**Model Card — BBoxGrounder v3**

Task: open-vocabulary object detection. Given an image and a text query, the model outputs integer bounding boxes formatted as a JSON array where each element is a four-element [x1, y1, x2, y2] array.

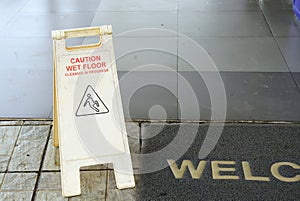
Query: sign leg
[[61, 162, 81, 197], [113, 154, 136, 189]]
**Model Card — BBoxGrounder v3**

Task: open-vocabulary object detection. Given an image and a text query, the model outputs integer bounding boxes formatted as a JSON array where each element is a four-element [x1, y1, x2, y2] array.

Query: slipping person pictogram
[[76, 85, 109, 117], [84, 94, 100, 112]]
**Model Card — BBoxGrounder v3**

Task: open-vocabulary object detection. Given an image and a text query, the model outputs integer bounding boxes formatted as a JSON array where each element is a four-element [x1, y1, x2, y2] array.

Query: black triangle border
[[75, 85, 109, 117]]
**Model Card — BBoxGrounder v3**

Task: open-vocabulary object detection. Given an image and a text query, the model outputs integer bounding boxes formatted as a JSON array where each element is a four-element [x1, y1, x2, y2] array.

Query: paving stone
[[69, 171, 106, 201], [0, 121, 23, 126], [23, 120, 53, 126], [36, 172, 67, 200], [0, 126, 21, 171], [17, 125, 50, 141], [38, 172, 61, 191], [9, 141, 47, 171], [42, 129, 60, 171], [106, 170, 136, 201], [9, 126, 50, 171], [0, 191, 33, 201], [0, 126, 21, 155], [1, 173, 37, 191], [138, 124, 300, 200], [35, 191, 67, 201]]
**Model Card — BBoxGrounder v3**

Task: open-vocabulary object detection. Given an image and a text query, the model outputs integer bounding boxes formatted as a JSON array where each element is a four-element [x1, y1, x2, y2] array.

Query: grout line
[[1, 119, 300, 125], [139, 123, 142, 153], [22, 124, 53, 126], [176, 0, 179, 120], [0, 124, 25, 127], [5, 121, 24, 174], [0, 118, 52, 121], [80, 169, 108, 172], [258, 3, 275, 38], [32, 169, 108, 173], [6, 171, 39, 174], [132, 119, 300, 124], [104, 170, 109, 201], [41, 170, 60, 173], [31, 125, 52, 201]]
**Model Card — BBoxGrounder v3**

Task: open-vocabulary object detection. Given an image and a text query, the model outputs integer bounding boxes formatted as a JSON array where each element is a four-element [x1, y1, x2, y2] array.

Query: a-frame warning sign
[[76, 85, 109, 117], [53, 26, 135, 197]]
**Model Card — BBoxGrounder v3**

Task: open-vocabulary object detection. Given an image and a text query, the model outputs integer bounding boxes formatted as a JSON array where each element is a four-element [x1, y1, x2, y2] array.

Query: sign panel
[[52, 26, 135, 197]]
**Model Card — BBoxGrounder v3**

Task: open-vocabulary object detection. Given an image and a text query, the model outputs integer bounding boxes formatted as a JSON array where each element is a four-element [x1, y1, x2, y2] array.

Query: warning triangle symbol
[[76, 85, 109, 117]]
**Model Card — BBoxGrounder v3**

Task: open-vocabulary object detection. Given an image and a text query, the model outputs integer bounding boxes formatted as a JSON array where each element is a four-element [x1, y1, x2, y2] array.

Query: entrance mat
[[136, 123, 300, 200]]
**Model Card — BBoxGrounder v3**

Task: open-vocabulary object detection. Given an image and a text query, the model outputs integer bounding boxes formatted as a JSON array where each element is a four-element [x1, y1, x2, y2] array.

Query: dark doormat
[[135, 123, 300, 201]]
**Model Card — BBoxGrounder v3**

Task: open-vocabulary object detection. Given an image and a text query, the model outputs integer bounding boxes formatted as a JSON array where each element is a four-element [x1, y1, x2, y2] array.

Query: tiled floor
[[0, 120, 138, 201], [0, 0, 299, 120]]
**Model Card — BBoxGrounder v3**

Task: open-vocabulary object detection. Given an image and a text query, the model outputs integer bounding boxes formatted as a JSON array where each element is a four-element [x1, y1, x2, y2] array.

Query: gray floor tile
[[37, 172, 61, 191], [113, 37, 177, 71], [91, 12, 177, 37], [0, 13, 95, 37], [179, 11, 271, 37], [9, 126, 50, 171], [21, 0, 102, 13], [106, 170, 136, 201], [118, 71, 178, 120], [259, 0, 293, 10], [178, 72, 300, 121], [276, 37, 300, 72], [138, 124, 300, 200], [0, 37, 53, 118], [0, 68, 53, 118], [98, 0, 177, 11], [0, 0, 30, 30], [0, 38, 52, 70], [17, 125, 50, 141], [179, 37, 289, 72], [1, 173, 37, 191], [0, 121, 23, 126], [263, 9, 300, 37], [179, 0, 260, 11], [35, 191, 67, 201], [68, 171, 106, 201], [0, 192, 33, 201], [292, 72, 300, 89], [0, 126, 21, 171]]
